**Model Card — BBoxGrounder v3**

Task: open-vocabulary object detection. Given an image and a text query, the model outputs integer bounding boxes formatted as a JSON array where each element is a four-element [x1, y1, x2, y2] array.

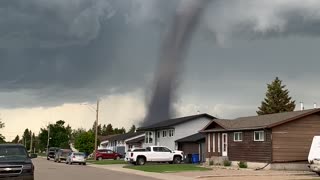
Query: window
[[169, 129, 174, 137], [145, 131, 154, 143], [254, 131, 265, 141], [157, 131, 160, 138], [207, 133, 211, 152], [159, 147, 172, 152], [146, 147, 151, 151], [162, 130, 167, 137], [234, 132, 243, 141], [153, 147, 161, 152], [212, 133, 215, 152], [218, 133, 220, 153]]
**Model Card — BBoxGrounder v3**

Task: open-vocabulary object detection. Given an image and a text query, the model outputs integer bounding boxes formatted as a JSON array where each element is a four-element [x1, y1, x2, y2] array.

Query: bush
[[238, 161, 248, 168], [223, 159, 232, 166], [209, 160, 214, 166]]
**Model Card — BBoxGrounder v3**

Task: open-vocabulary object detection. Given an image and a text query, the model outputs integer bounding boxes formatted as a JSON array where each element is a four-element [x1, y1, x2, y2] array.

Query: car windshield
[[0, 146, 28, 161]]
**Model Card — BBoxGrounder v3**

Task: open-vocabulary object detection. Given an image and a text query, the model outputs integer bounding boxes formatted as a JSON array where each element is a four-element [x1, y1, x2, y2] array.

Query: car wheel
[[70, 162, 73, 165], [83, 163, 86, 166], [98, 157, 103, 161], [317, 172, 320, 176], [58, 158, 61, 163], [116, 156, 120, 160], [173, 156, 182, 164], [137, 157, 146, 166]]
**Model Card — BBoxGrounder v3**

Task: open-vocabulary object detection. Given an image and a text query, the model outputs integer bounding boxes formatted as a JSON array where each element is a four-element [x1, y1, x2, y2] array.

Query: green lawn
[[124, 164, 211, 173], [88, 160, 127, 165]]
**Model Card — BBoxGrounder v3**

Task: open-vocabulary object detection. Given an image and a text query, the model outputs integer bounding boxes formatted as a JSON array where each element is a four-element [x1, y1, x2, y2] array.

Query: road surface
[[33, 158, 158, 180]]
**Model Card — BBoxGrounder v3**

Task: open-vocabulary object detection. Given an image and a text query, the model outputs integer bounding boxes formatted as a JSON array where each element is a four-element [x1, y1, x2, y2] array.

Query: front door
[[222, 133, 228, 157]]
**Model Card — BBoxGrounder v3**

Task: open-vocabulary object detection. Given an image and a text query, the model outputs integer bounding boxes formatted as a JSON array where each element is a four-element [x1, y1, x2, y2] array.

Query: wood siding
[[207, 133, 223, 157], [228, 130, 272, 162], [272, 114, 320, 162]]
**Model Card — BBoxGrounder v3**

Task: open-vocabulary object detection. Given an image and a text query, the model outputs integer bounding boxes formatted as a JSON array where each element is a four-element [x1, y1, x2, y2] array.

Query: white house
[[98, 132, 145, 155], [138, 114, 215, 153]]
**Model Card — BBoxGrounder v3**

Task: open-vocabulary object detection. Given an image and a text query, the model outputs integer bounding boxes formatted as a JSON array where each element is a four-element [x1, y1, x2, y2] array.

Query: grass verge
[[124, 164, 211, 173]]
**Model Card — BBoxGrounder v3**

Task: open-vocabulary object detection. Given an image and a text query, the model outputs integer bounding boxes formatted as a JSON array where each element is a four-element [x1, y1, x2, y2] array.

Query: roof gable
[[138, 113, 215, 131], [201, 109, 320, 132]]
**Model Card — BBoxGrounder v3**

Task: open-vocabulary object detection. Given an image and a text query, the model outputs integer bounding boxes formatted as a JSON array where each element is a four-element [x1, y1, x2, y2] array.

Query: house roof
[[98, 135, 118, 142], [201, 109, 320, 132], [125, 136, 145, 144], [175, 133, 205, 143], [108, 132, 145, 141], [137, 113, 215, 131]]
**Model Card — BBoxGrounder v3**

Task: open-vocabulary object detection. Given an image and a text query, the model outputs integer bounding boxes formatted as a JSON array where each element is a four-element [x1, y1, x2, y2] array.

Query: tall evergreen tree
[[257, 77, 296, 115], [128, 125, 136, 133], [12, 135, 20, 143]]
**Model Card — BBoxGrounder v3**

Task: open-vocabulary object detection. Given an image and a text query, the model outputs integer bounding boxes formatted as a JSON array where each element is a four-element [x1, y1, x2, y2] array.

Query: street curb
[[195, 172, 316, 179], [88, 164, 195, 180]]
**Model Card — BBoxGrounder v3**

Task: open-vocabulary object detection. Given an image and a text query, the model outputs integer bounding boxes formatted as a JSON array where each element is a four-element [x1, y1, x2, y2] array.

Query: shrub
[[238, 161, 248, 168], [223, 159, 232, 166], [209, 160, 214, 166]]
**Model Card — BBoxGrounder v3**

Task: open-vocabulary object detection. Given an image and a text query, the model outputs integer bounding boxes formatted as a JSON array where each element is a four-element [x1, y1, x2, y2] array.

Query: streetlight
[[81, 100, 100, 160]]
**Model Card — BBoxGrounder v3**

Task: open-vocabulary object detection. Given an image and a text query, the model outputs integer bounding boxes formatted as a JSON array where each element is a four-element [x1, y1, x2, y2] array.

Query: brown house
[[200, 109, 320, 163]]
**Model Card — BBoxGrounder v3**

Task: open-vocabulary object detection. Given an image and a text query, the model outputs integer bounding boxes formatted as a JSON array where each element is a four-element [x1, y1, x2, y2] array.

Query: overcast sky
[[1, 0, 320, 140]]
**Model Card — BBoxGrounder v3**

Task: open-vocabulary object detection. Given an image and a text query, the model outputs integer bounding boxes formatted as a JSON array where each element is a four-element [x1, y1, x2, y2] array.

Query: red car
[[95, 149, 122, 160]]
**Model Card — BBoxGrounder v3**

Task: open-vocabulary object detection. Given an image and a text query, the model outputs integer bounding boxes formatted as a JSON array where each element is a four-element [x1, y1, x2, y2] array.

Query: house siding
[[228, 130, 272, 162], [272, 114, 320, 162], [207, 133, 223, 157], [152, 117, 212, 150]]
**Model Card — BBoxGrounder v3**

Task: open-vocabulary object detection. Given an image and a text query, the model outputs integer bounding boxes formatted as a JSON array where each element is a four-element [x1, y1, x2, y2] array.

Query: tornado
[[144, 0, 209, 126]]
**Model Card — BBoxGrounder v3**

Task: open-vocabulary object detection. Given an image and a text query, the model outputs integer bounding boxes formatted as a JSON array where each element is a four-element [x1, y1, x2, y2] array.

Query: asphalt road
[[33, 158, 157, 180]]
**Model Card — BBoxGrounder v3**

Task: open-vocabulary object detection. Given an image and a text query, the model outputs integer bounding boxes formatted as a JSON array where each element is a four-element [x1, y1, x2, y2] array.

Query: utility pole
[[46, 125, 50, 152], [30, 132, 33, 153], [94, 99, 100, 160]]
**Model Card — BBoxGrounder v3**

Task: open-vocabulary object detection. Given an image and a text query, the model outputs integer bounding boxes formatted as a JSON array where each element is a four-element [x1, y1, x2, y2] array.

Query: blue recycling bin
[[191, 154, 199, 164]]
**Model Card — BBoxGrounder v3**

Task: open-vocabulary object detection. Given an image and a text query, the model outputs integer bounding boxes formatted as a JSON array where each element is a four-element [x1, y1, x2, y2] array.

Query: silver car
[[66, 152, 86, 165]]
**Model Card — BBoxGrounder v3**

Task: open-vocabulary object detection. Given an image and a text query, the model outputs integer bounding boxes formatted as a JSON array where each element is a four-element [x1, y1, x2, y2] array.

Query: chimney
[[314, 103, 317, 109], [300, 102, 304, 110]]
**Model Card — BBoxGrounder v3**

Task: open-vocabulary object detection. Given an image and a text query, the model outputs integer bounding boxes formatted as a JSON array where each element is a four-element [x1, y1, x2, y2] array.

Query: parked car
[[66, 152, 86, 165], [54, 149, 72, 163], [46, 147, 59, 160], [95, 149, 122, 161], [125, 148, 146, 162], [308, 136, 320, 175], [128, 146, 184, 165], [0, 144, 37, 180]]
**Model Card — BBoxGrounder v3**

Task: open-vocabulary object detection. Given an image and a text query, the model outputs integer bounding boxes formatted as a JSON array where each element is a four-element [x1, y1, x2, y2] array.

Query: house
[[99, 132, 145, 156], [98, 135, 118, 150], [200, 108, 320, 165], [137, 113, 215, 161]]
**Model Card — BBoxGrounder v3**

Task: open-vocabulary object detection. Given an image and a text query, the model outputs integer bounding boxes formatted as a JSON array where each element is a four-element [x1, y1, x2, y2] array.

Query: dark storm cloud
[[1, 0, 320, 109]]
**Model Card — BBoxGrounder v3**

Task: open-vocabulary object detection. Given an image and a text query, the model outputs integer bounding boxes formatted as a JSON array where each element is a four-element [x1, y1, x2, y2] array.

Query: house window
[[234, 132, 243, 142], [129, 145, 133, 149], [145, 132, 154, 143], [157, 131, 160, 138], [162, 130, 167, 137], [254, 131, 265, 141], [207, 133, 211, 152], [169, 129, 174, 137]]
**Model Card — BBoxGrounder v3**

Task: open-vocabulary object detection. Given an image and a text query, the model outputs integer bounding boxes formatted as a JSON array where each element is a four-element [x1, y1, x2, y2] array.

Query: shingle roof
[[202, 109, 320, 132], [98, 135, 118, 142], [125, 136, 145, 144], [175, 133, 205, 143], [137, 113, 215, 131], [108, 132, 145, 141]]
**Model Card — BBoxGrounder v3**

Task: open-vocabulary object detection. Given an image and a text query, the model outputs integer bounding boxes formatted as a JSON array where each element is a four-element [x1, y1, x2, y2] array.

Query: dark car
[[47, 147, 59, 160], [95, 149, 122, 161], [54, 149, 72, 163], [0, 144, 37, 180]]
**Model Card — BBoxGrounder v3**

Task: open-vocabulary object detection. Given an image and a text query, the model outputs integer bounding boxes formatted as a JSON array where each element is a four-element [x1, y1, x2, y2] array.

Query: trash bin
[[184, 154, 192, 163], [192, 154, 200, 164]]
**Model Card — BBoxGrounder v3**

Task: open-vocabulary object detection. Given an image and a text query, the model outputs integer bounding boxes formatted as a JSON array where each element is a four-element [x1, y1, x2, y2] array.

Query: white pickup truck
[[309, 136, 320, 175], [127, 146, 184, 165]]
